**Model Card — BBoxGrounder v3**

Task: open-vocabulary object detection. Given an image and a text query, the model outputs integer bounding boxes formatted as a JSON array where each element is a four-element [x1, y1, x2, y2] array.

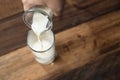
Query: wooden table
[[0, 0, 120, 55], [0, 10, 120, 80]]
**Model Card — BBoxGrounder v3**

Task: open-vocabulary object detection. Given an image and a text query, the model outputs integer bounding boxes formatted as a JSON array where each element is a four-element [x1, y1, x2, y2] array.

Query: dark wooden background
[[0, 0, 120, 80], [0, 0, 120, 56]]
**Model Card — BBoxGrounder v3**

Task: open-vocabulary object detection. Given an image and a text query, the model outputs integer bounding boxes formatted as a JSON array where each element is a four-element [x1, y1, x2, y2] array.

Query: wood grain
[[53, 47, 120, 80], [0, 0, 120, 55], [0, 14, 29, 55], [54, 0, 120, 32], [0, 0, 23, 20], [0, 0, 111, 20], [0, 10, 120, 80]]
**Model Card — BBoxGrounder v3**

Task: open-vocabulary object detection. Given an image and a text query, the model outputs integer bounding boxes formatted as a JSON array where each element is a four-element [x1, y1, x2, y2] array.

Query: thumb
[[46, 0, 65, 16]]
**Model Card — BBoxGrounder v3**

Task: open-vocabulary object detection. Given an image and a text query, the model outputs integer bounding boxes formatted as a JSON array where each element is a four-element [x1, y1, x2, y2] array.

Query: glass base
[[35, 57, 55, 65]]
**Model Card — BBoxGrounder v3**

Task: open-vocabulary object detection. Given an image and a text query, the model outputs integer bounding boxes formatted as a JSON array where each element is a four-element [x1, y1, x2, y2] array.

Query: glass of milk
[[27, 30, 55, 64], [23, 6, 56, 64]]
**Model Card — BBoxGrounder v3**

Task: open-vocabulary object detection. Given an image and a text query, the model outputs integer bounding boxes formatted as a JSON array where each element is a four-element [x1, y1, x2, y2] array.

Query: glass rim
[[27, 30, 55, 53], [23, 6, 53, 30]]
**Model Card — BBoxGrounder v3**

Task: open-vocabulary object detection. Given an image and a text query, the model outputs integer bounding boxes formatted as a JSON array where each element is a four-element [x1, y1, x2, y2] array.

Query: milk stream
[[37, 36, 43, 48]]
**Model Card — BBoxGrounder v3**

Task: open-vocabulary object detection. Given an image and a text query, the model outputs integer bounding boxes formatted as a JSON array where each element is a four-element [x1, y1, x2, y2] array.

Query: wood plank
[[0, 8, 120, 56], [0, 10, 120, 80], [0, 0, 23, 20], [0, 0, 120, 21], [0, 0, 120, 56], [52, 47, 120, 80], [0, 14, 29, 56], [53, 0, 120, 32], [67, 0, 102, 7], [0, 0, 106, 20]]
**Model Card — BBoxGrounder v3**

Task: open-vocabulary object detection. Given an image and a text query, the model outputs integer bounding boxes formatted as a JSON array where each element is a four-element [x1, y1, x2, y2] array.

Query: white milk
[[31, 7, 52, 37], [31, 12, 49, 37], [28, 30, 55, 64], [28, 9, 55, 64], [33, 40, 55, 64]]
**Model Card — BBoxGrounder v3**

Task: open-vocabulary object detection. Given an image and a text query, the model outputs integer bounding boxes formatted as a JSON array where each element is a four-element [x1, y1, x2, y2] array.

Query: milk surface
[[33, 41, 55, 64], [32, 39, 51, 51], [28, 30, 55, 64]]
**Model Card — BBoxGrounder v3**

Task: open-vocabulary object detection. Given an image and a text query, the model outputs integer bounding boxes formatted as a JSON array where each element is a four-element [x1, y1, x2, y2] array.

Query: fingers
[[46, 0, 65, 16], [22, 0, 65, 16], [22, 0, 44, 11]]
